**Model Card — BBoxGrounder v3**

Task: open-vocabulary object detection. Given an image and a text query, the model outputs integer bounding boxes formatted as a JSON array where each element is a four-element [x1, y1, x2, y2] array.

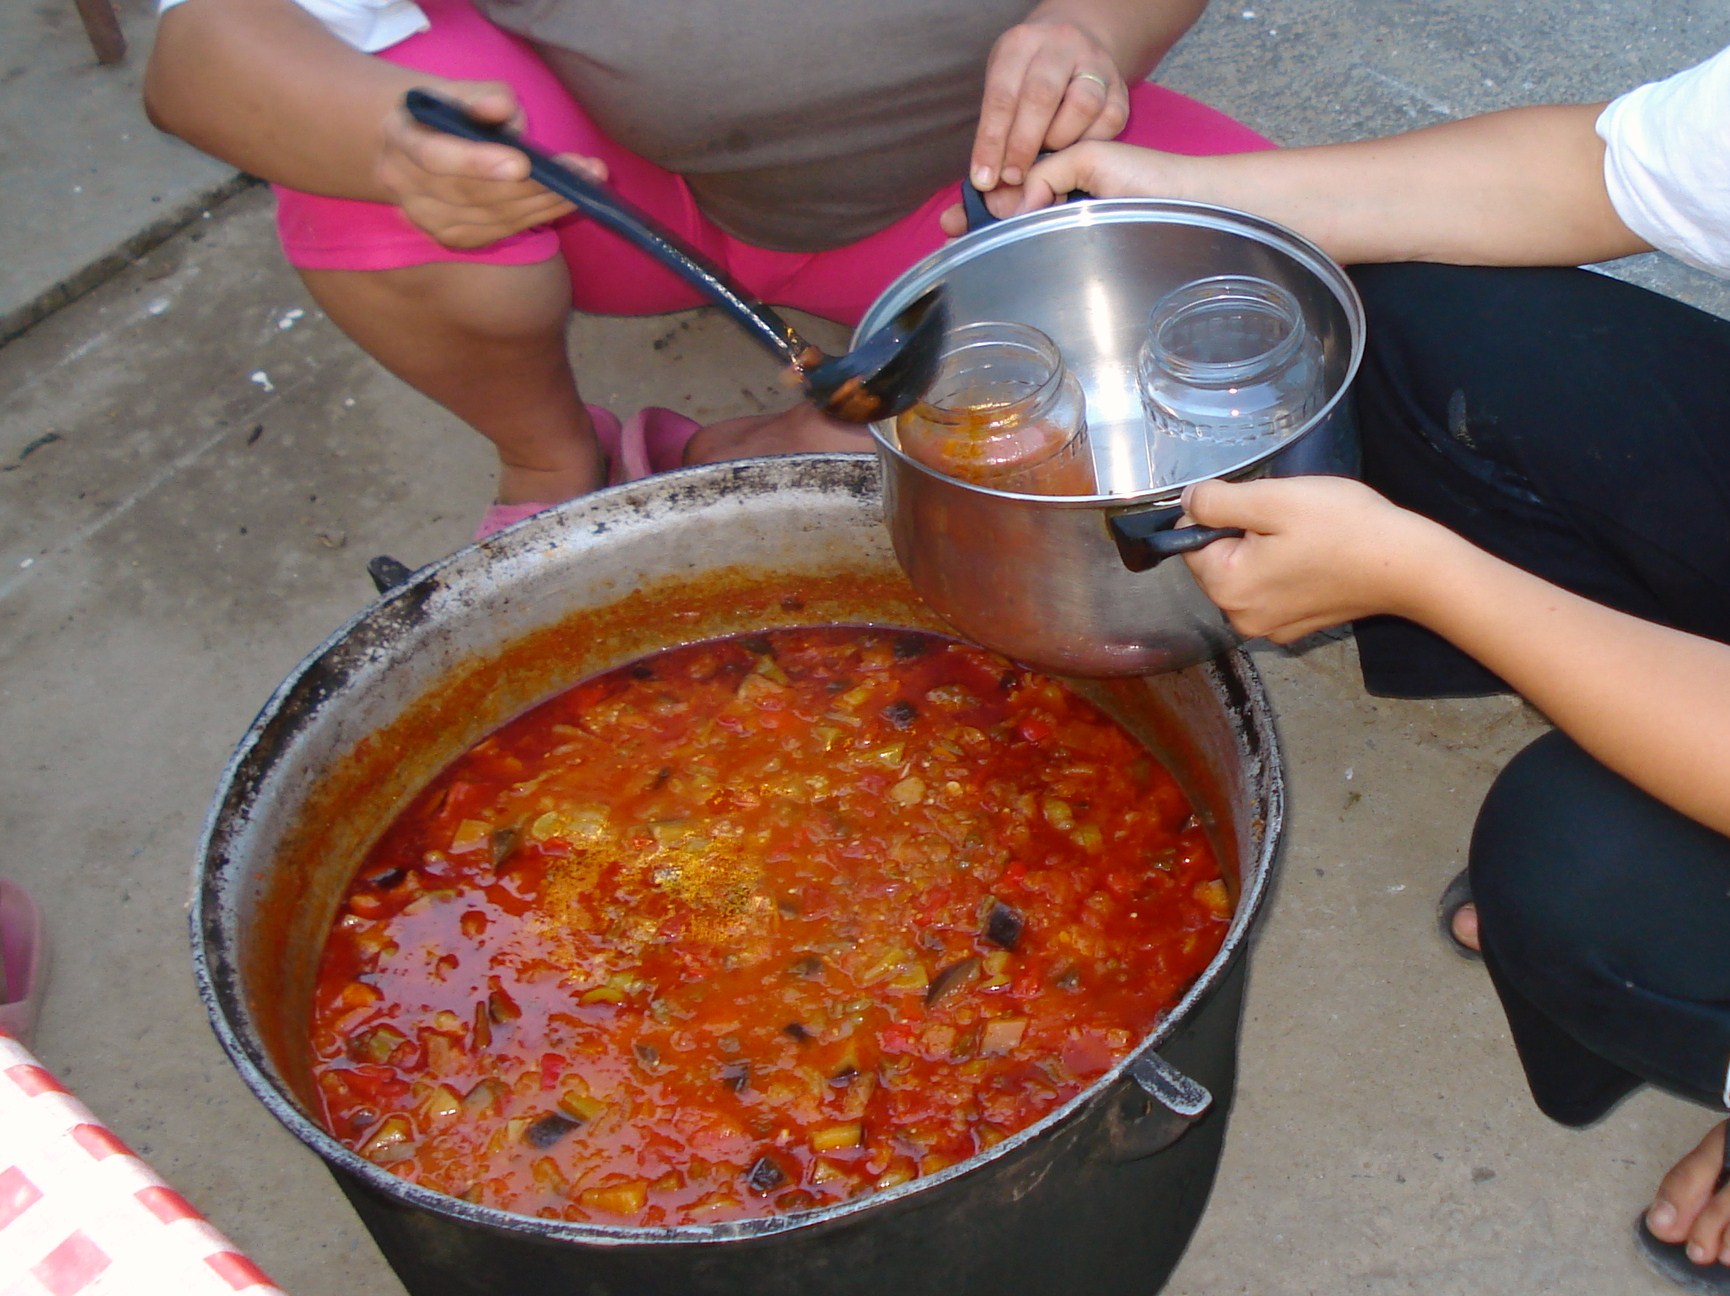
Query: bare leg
[[682, 404, 874, 465], [299, 257, 604, 505], [1647, 1121, 1730, 1269]]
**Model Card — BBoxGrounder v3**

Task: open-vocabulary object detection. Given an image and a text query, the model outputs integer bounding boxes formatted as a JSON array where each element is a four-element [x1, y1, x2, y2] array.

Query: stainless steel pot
[[193, 458, 1285, 1296], [854, 199, 1365, 676]]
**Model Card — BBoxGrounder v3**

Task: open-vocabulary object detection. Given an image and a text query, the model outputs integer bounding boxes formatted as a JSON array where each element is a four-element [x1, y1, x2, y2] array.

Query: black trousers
[[1345, 263, 1730, 1123], [1471, 730, 1730, 1125]]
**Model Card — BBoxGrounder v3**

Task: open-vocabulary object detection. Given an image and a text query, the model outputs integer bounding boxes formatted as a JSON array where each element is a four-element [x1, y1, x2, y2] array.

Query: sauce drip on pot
[[310, 626, 1230, 1225]]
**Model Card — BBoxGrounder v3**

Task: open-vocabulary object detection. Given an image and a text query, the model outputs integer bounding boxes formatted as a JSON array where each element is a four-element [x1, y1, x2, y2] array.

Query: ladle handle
[[404, 89, 809, 370], [1107, 505, 1244, 573]]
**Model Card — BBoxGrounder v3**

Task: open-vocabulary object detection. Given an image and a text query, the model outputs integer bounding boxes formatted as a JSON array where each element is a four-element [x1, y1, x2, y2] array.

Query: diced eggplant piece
[[810, 1122, 863, 1152], [359, 1114, 415, 1165], [744, 1155, 786, 1194], [582, 1181, 649, 1215], [925, 955, 982, 1006], [739, 634, 774, 656], [980, 1017, 1028, 1055], [788, 954, 823, 978], [348, 1024, 407, 1065], [634, 1042, 663, 1072], [783, 1022, 814, 1043], [524, 1112, 582, 1149], [556, 1091, 606, 1123], [461, 1078, 508, 1117], [882, 699, 919, 728], [719, 1061, 751, 1092], [983, 899, 1024, 950], [489, 827, 520, 868], [892, 633, 929, 660]]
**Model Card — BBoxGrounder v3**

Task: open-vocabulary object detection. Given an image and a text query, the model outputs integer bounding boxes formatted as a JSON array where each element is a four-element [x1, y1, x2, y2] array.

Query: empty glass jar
[[1138, 275, 1323, 482], [896, 322, 1095, 496]]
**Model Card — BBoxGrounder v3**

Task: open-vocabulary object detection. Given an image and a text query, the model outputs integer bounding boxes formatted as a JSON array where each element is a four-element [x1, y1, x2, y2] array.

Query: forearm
[[1156, 104, 1648, 266], [1024, 0, 1206, 80], [144, 0, 420, 200], [1396, 530, 1730, 835]]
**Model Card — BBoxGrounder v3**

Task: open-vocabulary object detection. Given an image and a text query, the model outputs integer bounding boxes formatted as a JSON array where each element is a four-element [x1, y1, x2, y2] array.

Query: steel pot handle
[[1104, 1049, 1212, 1163], [1107, 506, 1244, 572]]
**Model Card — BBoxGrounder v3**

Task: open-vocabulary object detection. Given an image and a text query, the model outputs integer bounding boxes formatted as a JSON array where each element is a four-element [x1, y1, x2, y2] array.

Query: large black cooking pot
[[193, 457, 1285, 1296]]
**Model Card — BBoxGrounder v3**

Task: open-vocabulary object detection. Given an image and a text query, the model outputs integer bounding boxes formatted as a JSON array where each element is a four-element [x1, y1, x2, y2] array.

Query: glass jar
[[1138, 275, 1323, 480], [896, 322, 1095, 495]]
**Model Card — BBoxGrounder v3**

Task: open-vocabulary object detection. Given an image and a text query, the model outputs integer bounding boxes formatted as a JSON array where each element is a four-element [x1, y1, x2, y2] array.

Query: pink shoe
[[619, 407, 703, 481], [473, 405, 625, 540], [474, 500, 551, 540], [0, 878, 46, 1047]]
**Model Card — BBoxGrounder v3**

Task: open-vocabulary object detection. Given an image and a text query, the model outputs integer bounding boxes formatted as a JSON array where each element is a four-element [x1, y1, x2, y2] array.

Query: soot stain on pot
[[209, 568, 461, 1081]]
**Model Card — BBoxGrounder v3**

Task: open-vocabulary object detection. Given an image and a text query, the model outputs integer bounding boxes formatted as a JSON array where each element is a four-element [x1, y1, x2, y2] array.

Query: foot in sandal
[[1639, 1120, 1730, 1291]]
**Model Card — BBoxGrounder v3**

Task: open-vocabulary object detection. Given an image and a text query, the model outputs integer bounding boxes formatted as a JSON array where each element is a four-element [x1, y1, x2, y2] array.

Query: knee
[[302, 257, 573, 348], [1467, 732, 1631, 971]]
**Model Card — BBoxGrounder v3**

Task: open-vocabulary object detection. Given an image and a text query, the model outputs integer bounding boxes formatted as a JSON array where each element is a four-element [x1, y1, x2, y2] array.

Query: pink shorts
[[276, 0, 1274, 328]]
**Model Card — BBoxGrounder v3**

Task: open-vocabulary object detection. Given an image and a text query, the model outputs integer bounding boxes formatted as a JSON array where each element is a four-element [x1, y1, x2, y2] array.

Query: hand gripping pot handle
[[960, 168, 1087, 233], [1107, 505, 1245, 573], [1104, 1048, 1213, 1163]]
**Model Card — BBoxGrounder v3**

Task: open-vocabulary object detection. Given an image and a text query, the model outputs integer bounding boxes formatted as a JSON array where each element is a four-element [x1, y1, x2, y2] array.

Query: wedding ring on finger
[[1071, 71, 1110, 92]]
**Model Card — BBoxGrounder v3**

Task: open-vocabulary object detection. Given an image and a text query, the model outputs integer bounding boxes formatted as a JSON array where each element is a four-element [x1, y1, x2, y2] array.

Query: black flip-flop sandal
[[1635, 1128, 1730, 1293], [1435, 869, 1482, 962]]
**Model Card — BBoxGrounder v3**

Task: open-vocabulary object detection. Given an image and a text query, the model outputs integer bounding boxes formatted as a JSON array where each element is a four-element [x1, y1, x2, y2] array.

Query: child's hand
[[376, 79, 608, 248], [939, 141, 1184, 236], [1179, 476, 1443, 643]]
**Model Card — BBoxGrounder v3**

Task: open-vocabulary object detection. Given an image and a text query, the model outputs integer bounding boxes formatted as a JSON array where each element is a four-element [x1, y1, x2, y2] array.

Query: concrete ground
[[3, 1, 1728, 1293]]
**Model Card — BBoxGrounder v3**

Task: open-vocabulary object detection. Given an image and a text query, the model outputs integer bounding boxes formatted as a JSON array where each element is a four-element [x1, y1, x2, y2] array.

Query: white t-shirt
[[1597, 45, 1730, 277], [155, 0, 425, 53]]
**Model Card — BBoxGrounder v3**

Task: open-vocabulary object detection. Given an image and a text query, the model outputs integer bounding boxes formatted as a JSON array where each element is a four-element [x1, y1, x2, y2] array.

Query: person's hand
[[971, 19, 1129, 194], [1178, 476, 1444, 642], [940, 140, 1182, 236], [376, 79, 608, 248]]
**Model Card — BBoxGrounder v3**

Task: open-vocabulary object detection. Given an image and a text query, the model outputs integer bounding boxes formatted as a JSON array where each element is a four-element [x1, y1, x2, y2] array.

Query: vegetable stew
[[310, 627, 1231, 1224]]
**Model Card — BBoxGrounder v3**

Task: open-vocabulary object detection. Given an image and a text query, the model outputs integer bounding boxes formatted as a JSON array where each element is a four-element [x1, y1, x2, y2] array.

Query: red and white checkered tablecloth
[[0, 1034, 284, 1296]]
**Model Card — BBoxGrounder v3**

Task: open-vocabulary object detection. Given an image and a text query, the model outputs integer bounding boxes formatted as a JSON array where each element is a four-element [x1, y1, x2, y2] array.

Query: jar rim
[[921, 320, 1067, 423], [1144, 275, 1307, 386]]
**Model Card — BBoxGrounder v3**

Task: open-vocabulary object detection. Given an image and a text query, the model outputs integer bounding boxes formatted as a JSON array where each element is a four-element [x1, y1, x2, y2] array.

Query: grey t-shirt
[[475, 0, 1036, 250]]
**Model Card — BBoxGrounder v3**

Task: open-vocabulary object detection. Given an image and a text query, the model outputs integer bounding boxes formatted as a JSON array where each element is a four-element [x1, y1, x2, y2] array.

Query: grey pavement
[[3, 2, 1728, 1293]]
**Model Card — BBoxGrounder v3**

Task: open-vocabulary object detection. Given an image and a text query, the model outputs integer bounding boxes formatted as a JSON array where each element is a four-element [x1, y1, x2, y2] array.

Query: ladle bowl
[[405, 90, 949, 423]]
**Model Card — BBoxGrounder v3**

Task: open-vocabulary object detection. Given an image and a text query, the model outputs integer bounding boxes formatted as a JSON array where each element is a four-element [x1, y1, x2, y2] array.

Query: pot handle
[[960, 168, 1088, 233], [1104, 1049, 1213, 1163], [1107, 506, 1244, 573], [367, 554, 414, 595]]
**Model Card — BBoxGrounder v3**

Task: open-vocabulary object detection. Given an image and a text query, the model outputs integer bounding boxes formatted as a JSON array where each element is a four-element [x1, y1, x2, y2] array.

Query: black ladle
[[404, 89, 948, 423]]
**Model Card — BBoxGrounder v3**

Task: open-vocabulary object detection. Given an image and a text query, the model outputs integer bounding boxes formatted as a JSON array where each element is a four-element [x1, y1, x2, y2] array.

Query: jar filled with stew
[[895, 322, 1095, 495]]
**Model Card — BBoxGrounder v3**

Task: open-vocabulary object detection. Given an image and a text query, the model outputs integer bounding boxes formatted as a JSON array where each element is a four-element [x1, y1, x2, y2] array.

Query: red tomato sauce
[[309, 627, 1231, 1225]]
